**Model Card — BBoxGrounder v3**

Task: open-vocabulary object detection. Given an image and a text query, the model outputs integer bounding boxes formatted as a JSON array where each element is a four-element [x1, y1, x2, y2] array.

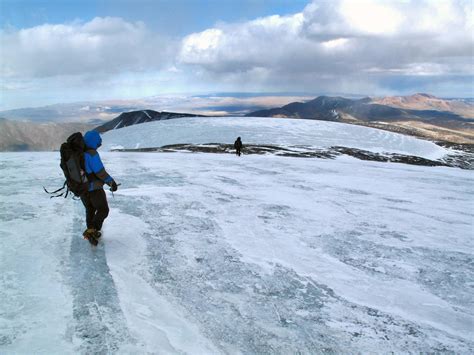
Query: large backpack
[[59, 132, 89, 197], [44, 132, 89, 198]]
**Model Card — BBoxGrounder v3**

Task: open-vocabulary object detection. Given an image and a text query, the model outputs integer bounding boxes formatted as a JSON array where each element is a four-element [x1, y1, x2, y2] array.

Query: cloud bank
[[0, 0, 473, 110], [178, 0, 474, 95], [1, 17, 172, 79]]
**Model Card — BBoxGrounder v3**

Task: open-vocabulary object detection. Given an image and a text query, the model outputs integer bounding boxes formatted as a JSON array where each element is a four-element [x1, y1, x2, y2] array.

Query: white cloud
[[321, 38, 349, 50], [178, 0, 474, 94], [0, 17, 172, 79], [1, 1, 473, 109], [340, 0, 404, 34], [179, 28, 224, 65], [179, 12, 306, 71]]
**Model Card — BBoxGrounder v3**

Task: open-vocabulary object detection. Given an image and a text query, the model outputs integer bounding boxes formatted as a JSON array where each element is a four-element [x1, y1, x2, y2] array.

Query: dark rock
[[111, 143, 472, 169], [95, 110, 206, 133]]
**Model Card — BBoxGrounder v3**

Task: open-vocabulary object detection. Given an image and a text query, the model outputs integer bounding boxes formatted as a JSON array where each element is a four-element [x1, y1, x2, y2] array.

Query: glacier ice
[[0, 143, 472, 352]]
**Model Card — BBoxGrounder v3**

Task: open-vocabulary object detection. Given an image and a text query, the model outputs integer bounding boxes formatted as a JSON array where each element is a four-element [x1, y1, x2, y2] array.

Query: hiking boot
[[83, 228, 101, 239], [83, 228, 99, 246]]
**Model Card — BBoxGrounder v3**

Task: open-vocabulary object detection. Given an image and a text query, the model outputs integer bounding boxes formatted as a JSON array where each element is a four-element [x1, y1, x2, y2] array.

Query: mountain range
[[0, 118, 93, 151], [372, 93, 473, 117], [247, 94, 474, 143], [247, 94, 473, 121], [0, 93, 472, 151], [0, 94, 310, 123]]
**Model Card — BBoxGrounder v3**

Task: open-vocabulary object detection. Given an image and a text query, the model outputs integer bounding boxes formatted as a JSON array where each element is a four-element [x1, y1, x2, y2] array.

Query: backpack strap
[[43, 180, 68, 198], [84, 149, 94, 176]]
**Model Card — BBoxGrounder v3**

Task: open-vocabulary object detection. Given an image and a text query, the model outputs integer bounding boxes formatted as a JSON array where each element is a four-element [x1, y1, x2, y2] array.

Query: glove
[[110, 180, 118, 192]]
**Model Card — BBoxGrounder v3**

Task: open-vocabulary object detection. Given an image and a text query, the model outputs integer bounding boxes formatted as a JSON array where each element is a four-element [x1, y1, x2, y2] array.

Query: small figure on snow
[[81, 130, 118, 245], [234, 137, 243, 156]]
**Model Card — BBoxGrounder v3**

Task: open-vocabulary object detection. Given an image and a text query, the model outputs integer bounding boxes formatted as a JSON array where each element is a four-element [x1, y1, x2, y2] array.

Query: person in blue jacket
[[81, 130, 118, 243]]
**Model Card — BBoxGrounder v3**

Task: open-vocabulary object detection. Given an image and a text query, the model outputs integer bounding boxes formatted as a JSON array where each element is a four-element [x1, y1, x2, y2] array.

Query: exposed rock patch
[[111, 143, 474, 170]]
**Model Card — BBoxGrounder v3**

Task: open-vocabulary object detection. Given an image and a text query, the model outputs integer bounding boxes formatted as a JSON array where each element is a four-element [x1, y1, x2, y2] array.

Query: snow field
[[104, 210, 219, 353], [0, 154, 75, 353], [0, 151, 472, 353], [106, 152, 474, 352], [101, 116, 449, 160], [0, 147, 474, 354]]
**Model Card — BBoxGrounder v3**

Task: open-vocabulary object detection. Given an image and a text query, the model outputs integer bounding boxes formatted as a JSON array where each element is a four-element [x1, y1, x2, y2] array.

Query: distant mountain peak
[[95, 110, 206, 133], [307, 96, 354, 108], [371, 93, 473, 118], [413, 93, 437, 99], [247, 93, 471, 123]]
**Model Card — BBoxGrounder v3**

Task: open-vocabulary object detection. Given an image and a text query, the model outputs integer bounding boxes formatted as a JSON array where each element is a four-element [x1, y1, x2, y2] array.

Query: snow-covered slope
[[1, 151, 472, 353], [101, 116, 449, 160]]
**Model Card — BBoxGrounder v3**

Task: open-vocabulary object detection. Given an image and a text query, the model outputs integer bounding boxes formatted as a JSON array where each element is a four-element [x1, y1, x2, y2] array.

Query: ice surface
[[101, 116, 449, 160], [0, 151, 473, 353]]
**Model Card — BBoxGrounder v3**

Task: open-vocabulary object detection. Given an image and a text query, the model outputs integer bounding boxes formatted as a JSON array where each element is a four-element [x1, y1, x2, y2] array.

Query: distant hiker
[[234, 137, 243, 156], [81, 130, 118, 244]]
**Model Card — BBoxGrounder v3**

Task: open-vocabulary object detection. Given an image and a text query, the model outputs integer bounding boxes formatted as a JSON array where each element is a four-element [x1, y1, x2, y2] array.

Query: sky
[[0, 0, 473, 110]]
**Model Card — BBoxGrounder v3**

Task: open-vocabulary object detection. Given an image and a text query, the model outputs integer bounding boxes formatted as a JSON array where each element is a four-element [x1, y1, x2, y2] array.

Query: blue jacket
[[84, 131, 113, 191]]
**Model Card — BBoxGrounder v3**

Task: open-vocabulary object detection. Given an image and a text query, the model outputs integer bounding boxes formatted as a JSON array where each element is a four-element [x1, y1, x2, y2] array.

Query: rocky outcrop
[[111, 143, 474, 170], [95, 110, 206, 132]]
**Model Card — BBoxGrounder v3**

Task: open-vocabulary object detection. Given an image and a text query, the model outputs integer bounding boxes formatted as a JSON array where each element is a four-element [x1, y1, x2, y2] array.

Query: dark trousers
[[236, 148, 241, 156], [81, 189, 109, 231]]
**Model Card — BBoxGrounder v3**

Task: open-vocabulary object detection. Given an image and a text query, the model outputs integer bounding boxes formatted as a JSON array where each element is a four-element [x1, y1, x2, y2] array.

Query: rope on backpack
[[43, 181, 69, 198]]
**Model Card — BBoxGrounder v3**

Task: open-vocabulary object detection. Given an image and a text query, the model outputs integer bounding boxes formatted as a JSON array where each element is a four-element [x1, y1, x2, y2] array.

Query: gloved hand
[[110, 180, 118, 192]]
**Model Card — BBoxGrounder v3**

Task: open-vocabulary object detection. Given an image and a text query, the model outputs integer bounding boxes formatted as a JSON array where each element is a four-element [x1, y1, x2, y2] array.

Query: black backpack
[[44, 132, 89, 198]]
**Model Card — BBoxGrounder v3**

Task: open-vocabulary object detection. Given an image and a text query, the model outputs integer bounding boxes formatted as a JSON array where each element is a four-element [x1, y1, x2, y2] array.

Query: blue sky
[[1, 0, 308, 35], [0, 0, 473, 110]]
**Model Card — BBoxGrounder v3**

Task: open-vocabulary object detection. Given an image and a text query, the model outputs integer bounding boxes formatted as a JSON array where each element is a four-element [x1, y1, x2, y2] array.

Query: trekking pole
[[110, 183, 122, 198]]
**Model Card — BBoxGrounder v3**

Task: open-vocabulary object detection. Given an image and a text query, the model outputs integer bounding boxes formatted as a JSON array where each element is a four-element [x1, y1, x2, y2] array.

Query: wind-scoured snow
[[112, 119, 123, 130], [142, 110, 152, 119], [0, 151, 472, 353], [101, 116, 448, 160]]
